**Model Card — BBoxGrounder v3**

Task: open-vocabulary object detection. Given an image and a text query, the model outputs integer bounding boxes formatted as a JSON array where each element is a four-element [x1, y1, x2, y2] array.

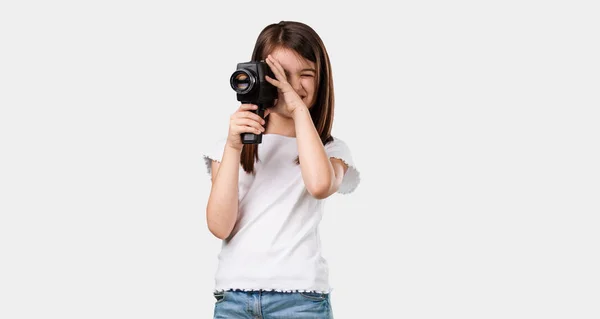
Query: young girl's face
[[268, 47, 318, 108]]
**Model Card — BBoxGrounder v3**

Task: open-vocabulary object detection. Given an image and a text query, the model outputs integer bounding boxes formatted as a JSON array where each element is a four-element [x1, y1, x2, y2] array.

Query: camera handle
[[241, 104, 266, 144]]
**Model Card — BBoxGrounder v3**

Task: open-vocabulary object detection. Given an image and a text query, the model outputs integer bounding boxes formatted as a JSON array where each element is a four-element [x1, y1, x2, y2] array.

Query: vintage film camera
[[230, 61, 277, 144]]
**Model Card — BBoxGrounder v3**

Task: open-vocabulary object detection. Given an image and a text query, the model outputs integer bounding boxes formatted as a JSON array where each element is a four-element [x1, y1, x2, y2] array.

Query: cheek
[[301, 79, 316, 95]]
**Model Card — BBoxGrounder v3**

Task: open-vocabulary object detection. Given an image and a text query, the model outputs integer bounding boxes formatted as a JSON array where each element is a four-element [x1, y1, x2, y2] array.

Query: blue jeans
[[212, 290, 334, 318]]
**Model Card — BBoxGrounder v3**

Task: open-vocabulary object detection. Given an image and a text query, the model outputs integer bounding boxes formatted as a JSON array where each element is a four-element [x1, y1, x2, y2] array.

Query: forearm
[[293, 106, 335, 198], [206, 145, 241, 239]]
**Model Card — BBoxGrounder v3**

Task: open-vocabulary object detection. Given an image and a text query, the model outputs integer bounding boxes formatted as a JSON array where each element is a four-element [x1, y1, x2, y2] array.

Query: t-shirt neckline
[[263, 133, 296, 139]]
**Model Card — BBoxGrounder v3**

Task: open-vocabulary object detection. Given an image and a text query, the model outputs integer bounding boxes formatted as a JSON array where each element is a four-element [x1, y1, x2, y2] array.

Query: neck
[[265, 113, 296, 137]]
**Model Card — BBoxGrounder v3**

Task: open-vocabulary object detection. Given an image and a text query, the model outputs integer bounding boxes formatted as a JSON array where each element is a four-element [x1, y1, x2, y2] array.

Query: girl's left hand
[[264, 55, 307, 118]]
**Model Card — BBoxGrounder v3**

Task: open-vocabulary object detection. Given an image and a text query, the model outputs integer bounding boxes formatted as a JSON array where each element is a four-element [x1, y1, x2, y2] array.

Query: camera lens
[[233, 73, 249, 90], [230, 70, 255, 94]]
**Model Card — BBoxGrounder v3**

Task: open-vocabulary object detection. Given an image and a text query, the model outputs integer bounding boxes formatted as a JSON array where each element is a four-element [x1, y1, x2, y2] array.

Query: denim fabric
[[212, 290, 333, 318]]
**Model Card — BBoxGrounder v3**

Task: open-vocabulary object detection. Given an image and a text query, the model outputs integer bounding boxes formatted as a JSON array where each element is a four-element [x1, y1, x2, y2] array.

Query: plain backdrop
[[1, 1, 599, 318]]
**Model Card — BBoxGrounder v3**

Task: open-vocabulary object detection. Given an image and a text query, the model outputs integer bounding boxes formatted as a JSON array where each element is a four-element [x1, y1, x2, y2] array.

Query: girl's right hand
[[226, 104, 266, 151]]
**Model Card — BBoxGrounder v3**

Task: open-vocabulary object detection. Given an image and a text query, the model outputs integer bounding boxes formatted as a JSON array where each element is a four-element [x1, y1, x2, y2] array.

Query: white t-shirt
[[203, 133, 360, 293]]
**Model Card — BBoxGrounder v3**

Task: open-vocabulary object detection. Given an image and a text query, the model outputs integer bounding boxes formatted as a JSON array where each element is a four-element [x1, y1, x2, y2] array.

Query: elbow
[[206, 205, 232, 240], [207, 222, 230, 240], [306, 179, 333, 200]]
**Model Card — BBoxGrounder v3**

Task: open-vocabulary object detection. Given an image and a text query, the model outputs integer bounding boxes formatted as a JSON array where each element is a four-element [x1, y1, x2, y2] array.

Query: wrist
[[291, 104, 309, 120], [225, 142, 244, 153]]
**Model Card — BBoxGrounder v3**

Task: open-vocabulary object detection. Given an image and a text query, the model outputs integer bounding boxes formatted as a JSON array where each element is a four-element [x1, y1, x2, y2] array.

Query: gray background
[[1, 0, 598, 318]]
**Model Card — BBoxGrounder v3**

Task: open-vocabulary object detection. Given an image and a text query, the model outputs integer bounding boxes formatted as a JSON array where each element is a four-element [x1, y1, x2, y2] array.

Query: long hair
[[241, 21, 335, 174]]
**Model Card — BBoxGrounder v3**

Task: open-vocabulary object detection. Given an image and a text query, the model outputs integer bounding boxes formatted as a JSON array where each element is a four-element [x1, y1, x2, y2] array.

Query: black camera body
[[230, 61, 277, 144]]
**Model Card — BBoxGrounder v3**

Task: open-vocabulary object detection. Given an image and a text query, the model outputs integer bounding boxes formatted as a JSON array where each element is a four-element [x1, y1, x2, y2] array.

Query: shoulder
[[325, 135, 346, 146], [204, 136, 228, 157], [324, 135, 361, 194], [324, 136, 354, 159], [202, 136, 228, 176]]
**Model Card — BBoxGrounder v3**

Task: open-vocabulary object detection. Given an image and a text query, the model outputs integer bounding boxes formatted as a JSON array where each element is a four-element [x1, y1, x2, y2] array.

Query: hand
[[226, 104, 266, 151], [264, 55, 308, 117]]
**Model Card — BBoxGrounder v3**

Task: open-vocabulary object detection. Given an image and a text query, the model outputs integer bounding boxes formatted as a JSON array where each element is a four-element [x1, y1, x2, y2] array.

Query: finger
[[266, 56, 286, 82], [267, 55, 285, 79], [235, 124, 263, 135], [265, 75, 280, 87], [266, 75, 293, 93], [233, 123, 262, 135], [234, 118, 265, 132], [267, 55, 287, 79], [241, 124, 264, 135], [238, 103, 258, 112], [237, 111, 266, 124]]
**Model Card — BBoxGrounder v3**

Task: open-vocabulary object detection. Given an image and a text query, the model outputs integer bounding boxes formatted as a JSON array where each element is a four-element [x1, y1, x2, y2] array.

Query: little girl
[[203, 20, 360, 319]]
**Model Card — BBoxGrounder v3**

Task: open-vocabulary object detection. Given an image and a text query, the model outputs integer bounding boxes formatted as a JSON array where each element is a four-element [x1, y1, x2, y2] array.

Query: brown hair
[[241, 21, 335, 174]]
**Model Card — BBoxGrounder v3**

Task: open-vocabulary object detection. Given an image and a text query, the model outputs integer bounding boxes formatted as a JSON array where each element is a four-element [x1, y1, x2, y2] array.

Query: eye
[[301, 73, 314, 78]]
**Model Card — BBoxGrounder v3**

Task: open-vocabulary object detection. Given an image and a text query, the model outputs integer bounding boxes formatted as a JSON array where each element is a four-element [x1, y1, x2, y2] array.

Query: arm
[[263, 55, 348, 199], [293, 106, 348, 199], [205, 145, 241, 240]]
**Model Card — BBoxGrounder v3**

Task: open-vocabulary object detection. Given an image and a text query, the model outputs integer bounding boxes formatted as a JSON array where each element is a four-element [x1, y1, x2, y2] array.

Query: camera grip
[[240, 106, 266, 144]]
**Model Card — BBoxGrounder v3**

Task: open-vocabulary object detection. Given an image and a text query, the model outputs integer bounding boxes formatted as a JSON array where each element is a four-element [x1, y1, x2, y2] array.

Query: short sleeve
[[202, 137, 227, 177], [325, 137, 361, 194]]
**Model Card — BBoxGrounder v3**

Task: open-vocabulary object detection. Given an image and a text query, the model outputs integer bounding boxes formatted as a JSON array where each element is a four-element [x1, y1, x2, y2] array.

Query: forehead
[[269, 47, 316, 71]]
